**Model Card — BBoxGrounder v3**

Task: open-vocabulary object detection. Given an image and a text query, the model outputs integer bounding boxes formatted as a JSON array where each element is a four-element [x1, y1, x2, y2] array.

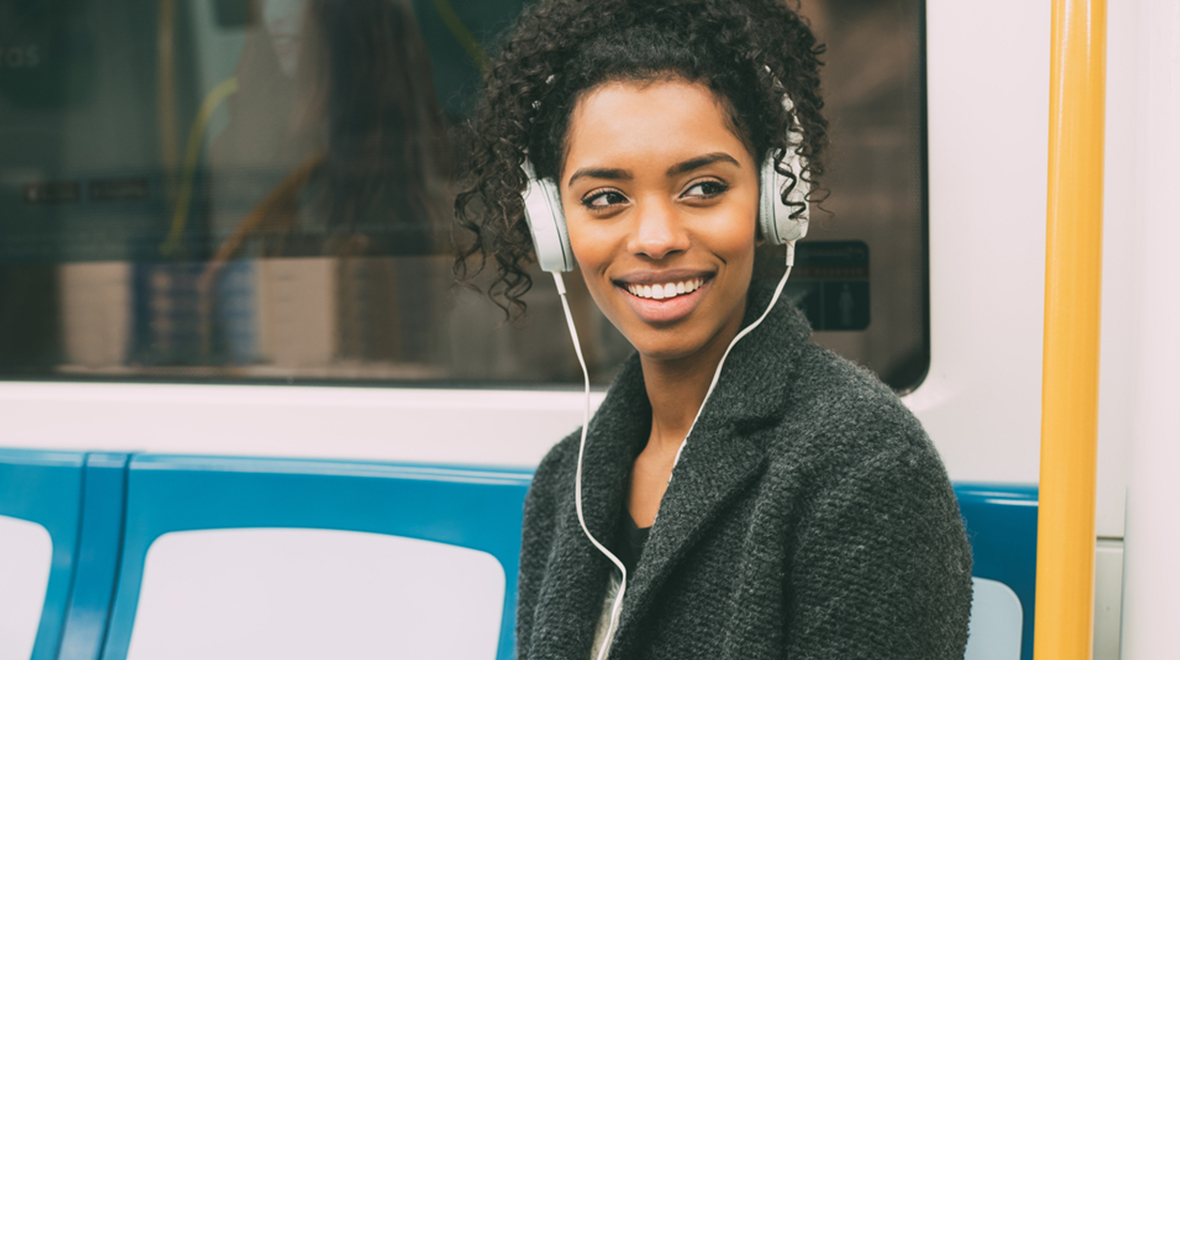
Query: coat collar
[[527, 281, 812, 659]]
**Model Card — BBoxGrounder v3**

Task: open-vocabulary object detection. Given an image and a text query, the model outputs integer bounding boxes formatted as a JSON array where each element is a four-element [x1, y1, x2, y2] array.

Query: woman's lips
[[616, 276, 713, 323]]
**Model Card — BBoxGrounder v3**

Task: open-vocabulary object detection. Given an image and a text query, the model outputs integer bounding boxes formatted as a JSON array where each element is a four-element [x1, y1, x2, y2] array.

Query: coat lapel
[[609, 407, 770, 655], [526, 358, 650, 658], [610, 283, 812, 657]]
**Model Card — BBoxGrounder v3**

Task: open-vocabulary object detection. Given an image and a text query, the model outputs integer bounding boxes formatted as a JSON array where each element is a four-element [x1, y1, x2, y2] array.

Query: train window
[[0, 0, 925, 391]]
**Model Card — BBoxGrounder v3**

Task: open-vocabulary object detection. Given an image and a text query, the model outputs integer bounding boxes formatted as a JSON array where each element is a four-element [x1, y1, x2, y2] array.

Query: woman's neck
[[637, 294, 747, 455], [627, 293, 748, 527]]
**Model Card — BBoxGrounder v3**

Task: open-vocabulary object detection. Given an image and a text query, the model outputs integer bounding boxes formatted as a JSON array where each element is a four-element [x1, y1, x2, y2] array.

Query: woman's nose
[[628, 196, 688, 259]]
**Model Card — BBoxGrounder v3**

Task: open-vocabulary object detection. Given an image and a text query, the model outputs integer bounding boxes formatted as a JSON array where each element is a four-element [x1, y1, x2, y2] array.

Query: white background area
[[1, 668, 1176, 1238], [0, 515, 52, 659], [126, 528, 506, 660]]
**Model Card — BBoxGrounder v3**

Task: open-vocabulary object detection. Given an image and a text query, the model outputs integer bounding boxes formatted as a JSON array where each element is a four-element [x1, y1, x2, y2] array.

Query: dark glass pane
[[0, 0, 925, 389], [802, 0, 928, 390]]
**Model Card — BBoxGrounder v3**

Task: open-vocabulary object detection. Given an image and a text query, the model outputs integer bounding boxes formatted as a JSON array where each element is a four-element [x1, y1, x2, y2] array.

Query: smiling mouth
[[620, 276, 710, 301]]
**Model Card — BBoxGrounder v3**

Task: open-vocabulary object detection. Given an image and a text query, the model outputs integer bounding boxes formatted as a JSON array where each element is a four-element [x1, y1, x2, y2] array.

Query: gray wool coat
[[516, 280, 973, 659]]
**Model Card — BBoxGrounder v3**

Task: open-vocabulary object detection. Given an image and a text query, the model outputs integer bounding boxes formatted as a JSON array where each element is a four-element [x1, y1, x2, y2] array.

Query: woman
[[456, 0, 972, 658]]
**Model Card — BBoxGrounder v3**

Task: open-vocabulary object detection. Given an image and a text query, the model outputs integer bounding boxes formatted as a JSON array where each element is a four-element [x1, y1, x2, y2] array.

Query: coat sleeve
[[782, 426, 974, 659], [514, 437, 574, 659]]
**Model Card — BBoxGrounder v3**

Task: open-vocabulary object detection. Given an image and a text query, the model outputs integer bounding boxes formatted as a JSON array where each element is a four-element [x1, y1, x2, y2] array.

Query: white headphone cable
[[553, 271, 628, 659], [671, 244, 795, 472], [552, 248, 794, 660]]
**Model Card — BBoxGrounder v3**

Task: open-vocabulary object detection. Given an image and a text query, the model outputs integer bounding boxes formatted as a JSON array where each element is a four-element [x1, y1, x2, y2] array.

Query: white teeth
[[625, 278, 706, 300]]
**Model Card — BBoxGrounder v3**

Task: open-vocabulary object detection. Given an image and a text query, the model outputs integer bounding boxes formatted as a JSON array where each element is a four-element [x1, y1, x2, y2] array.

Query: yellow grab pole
[[1035, 0, 1108, 659]]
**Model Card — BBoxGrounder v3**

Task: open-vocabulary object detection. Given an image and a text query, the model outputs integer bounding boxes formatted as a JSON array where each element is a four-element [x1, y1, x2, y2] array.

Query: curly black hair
[[454, 0, 827, 315]]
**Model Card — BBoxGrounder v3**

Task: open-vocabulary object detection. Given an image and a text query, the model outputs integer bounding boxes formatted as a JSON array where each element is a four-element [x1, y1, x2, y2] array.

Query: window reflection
[[262, 0, 304, 78], [803, 0, 926, 389], [208, 0, 452, 254], [0, 0, 926, 389]]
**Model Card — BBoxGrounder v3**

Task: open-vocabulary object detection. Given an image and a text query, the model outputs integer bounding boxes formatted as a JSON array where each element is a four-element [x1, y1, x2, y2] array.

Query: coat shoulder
[[530, 427, 582, 496], [780, 340, 936, 462], [767, 342, 972, 658]]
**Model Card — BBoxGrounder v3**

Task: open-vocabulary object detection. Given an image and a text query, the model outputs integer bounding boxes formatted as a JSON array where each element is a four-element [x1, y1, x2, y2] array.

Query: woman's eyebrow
[[567, 166, 632, 187], [666, 152, 740, 176], [566, 152, 740, 188]]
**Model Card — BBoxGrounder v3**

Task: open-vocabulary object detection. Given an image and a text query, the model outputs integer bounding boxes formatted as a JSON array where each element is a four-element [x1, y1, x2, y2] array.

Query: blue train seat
[[57, 454, 132, 660], [2, 451, 1038, 661], [955, 484, 1038, 660], [0, 450, 134, 661], [0, 449, 88, 659], [103, 455, 533, 660]]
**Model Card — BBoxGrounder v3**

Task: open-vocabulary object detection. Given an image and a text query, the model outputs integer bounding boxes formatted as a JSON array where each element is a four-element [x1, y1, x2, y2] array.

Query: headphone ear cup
[[522, 160, 575, 273], [759, 96, 810, 249], [759, 146, 810, 248]]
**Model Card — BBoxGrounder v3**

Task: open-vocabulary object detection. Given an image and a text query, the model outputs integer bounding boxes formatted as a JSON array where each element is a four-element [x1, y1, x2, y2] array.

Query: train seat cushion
[[963, 577, 1023, 660], [125, 527, 506, 659]]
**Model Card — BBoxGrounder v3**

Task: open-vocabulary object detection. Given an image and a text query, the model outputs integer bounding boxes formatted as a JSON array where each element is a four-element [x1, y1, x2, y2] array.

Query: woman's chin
[[633, 336, 710, 365], [617, 314, 745, 369]]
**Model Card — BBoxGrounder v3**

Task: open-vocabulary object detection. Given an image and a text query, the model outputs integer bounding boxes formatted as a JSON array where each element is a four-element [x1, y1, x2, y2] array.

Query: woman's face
[[559, 77, 760, 366]]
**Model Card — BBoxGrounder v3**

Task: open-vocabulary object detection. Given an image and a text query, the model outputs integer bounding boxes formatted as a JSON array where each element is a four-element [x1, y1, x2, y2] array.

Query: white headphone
[[522, 95, 810, 272]]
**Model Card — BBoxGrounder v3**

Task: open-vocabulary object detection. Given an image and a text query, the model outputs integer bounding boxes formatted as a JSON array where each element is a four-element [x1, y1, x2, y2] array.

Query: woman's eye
[[582, 188, 628, 210], [682, 179, 728, 200]]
